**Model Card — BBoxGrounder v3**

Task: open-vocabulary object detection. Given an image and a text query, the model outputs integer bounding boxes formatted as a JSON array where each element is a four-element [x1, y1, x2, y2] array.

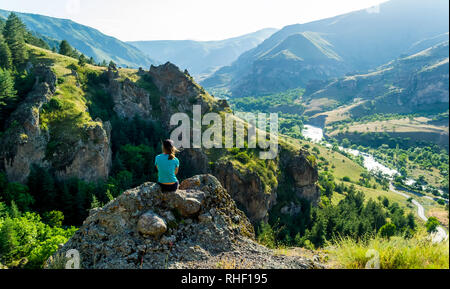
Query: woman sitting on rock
[[155, 139, 180, 192]]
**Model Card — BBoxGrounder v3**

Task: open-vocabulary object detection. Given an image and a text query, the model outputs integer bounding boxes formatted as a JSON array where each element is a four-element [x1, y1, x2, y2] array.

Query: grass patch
[[327, 229, 449, 269]]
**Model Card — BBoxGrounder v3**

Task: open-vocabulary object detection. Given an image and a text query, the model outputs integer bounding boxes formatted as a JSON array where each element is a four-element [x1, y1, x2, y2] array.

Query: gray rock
[[198, 213, 212, 224], [162, 190, 204, 217], [137, 211, 167, 237]]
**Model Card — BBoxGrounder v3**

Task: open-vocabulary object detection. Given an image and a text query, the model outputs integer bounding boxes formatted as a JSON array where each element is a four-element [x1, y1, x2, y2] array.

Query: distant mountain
[[307, 40, 449, 121], [128, 28, 277, 79], [202, 0, 449, 97], [0, 9, 156, 68]]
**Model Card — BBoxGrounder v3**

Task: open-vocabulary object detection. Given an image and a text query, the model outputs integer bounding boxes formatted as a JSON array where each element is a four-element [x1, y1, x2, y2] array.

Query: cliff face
[[148, 62, 226, 126], [282, 151, 320, 205], [0, 65, 112, 184], [213, 161, 277, 222], [47, 175, 322, 269], [107, 68, 154, 120], [1, 65, 55, 183], [54, 120, 112, 183]]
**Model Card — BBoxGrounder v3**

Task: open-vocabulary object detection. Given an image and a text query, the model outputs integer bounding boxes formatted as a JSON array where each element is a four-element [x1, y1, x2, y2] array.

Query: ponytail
[[162, 139, 178, 160]]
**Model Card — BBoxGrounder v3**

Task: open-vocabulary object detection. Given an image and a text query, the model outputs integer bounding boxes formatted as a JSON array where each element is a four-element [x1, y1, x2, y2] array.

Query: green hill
[[0, 9, 156, 68]]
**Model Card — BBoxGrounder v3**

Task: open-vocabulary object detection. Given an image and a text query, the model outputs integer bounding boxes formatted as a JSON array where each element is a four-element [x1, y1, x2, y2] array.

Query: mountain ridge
[[0, 9, 156, 68], [128, 28, 277, 79], [202, 0, 449, 97]]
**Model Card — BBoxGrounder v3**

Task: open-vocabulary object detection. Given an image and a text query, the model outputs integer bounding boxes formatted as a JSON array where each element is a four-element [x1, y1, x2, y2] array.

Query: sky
[[0, 0, 387, 41]]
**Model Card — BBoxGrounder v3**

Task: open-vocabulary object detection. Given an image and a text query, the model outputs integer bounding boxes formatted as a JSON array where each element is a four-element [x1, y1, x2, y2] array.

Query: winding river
[[303, 125, 399, 177], [302, 124, 448, 243]]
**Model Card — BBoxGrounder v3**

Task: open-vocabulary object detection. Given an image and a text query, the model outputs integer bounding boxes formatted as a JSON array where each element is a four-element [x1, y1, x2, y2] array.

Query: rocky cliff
[[281, 151, 320, 204], [0, 64, 112, 183], [46, 175, 322, 269], [148, 62, 228, 126], [212, 161, 277, 221], [107, 67, 154, 120]]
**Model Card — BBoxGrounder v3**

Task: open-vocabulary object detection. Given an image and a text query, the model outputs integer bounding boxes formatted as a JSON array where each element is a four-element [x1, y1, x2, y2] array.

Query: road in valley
[[389, 184, 448, 243]]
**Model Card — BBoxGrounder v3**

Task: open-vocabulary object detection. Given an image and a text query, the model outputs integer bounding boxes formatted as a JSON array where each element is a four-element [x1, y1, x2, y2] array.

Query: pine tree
[[78, 54, 87, 66], [0, 68, 17, 111], [59, 183, 74, 223], [58, 40, 73, 57], [3, 13, 28, 66], [108, 60, 117, 70], [0, 218, 19, 261], [27, 166, 58, 213], [8, 201, 20, 218], [0, 34, 12, 70]]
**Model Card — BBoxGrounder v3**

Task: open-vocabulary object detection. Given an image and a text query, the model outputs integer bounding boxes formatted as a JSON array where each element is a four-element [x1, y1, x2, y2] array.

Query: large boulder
[[137, 211, 167, 237], [161, 190, 205, 217]]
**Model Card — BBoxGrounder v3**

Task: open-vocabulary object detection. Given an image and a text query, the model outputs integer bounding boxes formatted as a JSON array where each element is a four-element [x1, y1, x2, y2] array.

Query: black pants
[[158, 182, 179, 192]]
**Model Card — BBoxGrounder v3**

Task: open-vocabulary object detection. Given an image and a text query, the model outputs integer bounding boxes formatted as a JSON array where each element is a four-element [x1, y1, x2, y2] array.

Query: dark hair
[[162, 139, 178, 160]]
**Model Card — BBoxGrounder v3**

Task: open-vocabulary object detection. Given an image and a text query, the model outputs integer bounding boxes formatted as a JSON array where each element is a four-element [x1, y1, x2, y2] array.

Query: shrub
[[425, 217, 440, 233], [257, 222, 276, 249], [379, 223, 396, 239]]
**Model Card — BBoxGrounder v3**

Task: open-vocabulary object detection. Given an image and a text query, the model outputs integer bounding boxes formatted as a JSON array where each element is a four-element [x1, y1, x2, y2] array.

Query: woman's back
[[155, 153, 179, 184]]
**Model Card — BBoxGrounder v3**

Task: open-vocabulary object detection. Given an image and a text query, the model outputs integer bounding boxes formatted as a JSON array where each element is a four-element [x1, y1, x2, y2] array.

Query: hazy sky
[[0, 0, 387, 41]]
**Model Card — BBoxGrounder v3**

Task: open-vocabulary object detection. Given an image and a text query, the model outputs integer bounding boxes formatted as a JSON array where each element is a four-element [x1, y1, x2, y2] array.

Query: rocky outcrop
[[54, 120, 112, 183], [0, 65, 112, 184], [46, 175, 322, 269], [285, 153, 320, 204], [106, 68, 154, 120], [1, 65, 55, 183], [213, 161, 277, 222], [274, 149, 321, 211], [148, 62, 222, 126]]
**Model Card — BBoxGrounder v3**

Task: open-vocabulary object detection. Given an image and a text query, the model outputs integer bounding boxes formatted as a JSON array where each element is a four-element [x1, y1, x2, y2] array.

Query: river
[[303, 125, 398, 178], [302, 124, 448, 243]]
